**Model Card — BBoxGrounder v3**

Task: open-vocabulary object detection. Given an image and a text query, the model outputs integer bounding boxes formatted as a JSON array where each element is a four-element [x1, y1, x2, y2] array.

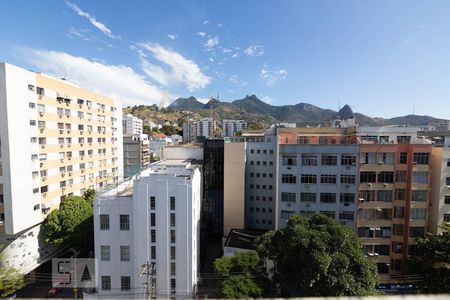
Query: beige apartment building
[[0, 62, 123, 274]]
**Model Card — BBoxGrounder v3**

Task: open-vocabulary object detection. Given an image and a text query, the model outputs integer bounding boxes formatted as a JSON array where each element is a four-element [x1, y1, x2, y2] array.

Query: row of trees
[[215, 214, 450, 297]]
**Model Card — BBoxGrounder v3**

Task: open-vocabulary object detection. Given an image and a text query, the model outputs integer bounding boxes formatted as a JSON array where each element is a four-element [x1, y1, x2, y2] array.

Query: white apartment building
[[94, 160, 201, 298], [222, 120, 247, 137], [182, 121, 197, 143], [196, 118, 215, 139], [123, 113, 143, 135], [243, 130, 277, 230], [0, 62, 123, 274]]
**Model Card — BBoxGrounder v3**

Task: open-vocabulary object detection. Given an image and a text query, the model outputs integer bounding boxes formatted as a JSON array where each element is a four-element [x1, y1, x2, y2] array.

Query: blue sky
[[1, 1, 450, 119]]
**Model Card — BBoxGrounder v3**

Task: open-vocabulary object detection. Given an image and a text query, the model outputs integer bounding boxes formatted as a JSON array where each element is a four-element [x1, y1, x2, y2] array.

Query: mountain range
[[168, 94, 447, 126]]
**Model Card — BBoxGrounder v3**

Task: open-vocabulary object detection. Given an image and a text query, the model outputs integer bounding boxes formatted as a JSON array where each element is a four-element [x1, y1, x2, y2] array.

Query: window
[[30, 120, 36, 126], [282, 155, 297, 166], [170, 213, 176, 227], [320, 174, 336, 184], [378, 172, 394, 183], [377, 263, 389, 274], [444, 214, 450, 222], [170, 246, 176, 260], [339, 211, 354, 220], [29, 102, 35, 109], [121, 276, 131, 291], [396, 171, 407, 182], [320, 211, 336, 219], [399, 152, 408, 164], [412, 172, 428, 184], [281, 210, 295, 220], [28, 84, 35, 91], [445, 196, 450, 204], [360, 172, 376, 183], [341, 155, 356, 166], [101, 245, 110, 261], [120, 215, 130, 231], [170, 197, 176, 210], [392, 242, 403, 254], [320, 193, 336, 203], [413, 153, 429, 164], [170, 278, 176, 293], [281, 192, 296, 202], [39, 154, 47, 161], [377, 190, 393, 202], [41, 185, 48, 193], [393, 224, 404, 236], [171, 262, 176, 276], [151, 213, 156, 226], [301, 174, 317, 184], [151, 229, 156, 243], [361, 152, 376, 164], [340, 193, 355, 203], [37, 104, 45, 113], [281, 174, 296, 184], [340, 175, 355, 184], [395, 189, 406, 200], [379, 153, 395, 164], [394, 206, 405, 218], [300, 193, 316, 202], [411, 190, 427, 202], [321, 155, 337, 166], [101, 276, 111, 290], [36, 87, 45, 95], [447, 177, 450, 186], [411, 208, 426, 220], [170, 230, 176, 243], [100, 214, 109, 230], [151, 245, 156, 259], [120, 246, 130, 261], [302, 154, 317, 166], [409, 227, 425, 237], [375, 245, 390, 256]]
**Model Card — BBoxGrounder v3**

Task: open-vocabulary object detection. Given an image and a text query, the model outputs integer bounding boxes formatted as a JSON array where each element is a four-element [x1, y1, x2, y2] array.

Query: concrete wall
[[223, 142, 245, 236]]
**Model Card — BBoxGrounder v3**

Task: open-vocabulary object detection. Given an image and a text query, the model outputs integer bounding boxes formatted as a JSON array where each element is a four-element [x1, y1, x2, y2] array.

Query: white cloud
[[137, 43, 211, 91], [197, 31, 206, 37], [65, 1, 120, 39], [209, 57, 214, 62], [231, 53, 239, 58], [217, 23, 223, 28], [203, 20, 209, 25], [222, 48, 232, 53], [167, 34, 177, 40], [197, 97, 210, 104], [23, 48, 171, 106], [244, 45, 264, 57], [229, 75, 247, 87], [204, 36, 219, 50], [67, 27, 91, 41], [260, 95, 274, 104], [260, 66, 287, 86]]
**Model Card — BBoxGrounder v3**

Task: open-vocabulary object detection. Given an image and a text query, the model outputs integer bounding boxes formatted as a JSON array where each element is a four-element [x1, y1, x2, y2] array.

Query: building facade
[[0, 62, 123, 273], [222, 120, 247, 137], [276, 127, 359, 230], [123, 134, 150, 178], [196, 118, 215, 139], [122, 113, 143, 135], [94, 160, 201, 298], [356, 126, 432, 283], [182, 121, 197, 143]]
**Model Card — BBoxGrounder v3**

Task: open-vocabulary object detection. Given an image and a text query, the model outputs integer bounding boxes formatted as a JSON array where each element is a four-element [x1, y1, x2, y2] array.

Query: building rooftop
[[223, 229, 264, 250]]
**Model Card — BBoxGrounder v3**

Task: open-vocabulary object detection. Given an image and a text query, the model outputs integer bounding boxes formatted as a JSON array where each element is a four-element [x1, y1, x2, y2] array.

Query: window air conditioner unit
[[378, 161, 384, 164], [39, 112, 44, 117], [60, 159, 64, 163], [40, 128, 44, 133], [68, 172, 72, 176], [358, 198, 365, 202], [59, 129, 64, 134], [383, 183, 388, 187], [367, 183, 372, 187], [42, 177, 46, 182]]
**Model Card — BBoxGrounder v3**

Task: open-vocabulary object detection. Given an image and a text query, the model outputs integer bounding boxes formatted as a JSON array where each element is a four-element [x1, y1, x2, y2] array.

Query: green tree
[[0, 249, 24, 297], [408, 224, 450, 293], [43, 195, 93, 254], [257, 214, 379, 297], [214, 251, 271, 298], [247, 123, 264, 130], [82, 189, 95, 206]]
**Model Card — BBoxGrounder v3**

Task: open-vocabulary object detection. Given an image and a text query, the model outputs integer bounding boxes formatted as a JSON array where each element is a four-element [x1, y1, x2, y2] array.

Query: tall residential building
[[94, 159, 201, 298], [243, 130, 277, 230], [123, 134, 150, 178], [222, 120, 247, 137], [182, 121, 197, 143], [276, 127, 359, 230], [123, 113, 143, 135], [0, 62, 123, 273], [356, 126, 432, 283], [196, 118, 215, 139], [428, 132, 450, 234]]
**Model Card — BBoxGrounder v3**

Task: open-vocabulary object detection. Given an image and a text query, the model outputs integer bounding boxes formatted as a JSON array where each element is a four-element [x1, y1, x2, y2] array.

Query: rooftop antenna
[[338, 100, 341, 111]]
